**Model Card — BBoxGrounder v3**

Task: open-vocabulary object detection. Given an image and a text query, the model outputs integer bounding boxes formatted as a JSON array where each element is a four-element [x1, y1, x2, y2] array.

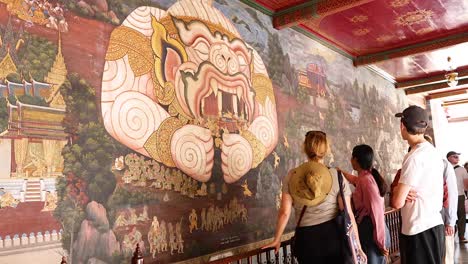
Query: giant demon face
[[101, 0, 278, 183]]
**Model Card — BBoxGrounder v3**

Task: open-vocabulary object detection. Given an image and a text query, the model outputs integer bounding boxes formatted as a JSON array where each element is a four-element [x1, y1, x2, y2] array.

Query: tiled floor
[[455, 239, 468, 264]]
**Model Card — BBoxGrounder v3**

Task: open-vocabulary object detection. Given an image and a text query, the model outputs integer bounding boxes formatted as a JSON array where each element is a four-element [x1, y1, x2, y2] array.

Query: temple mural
[[0, 0, 407, 263]]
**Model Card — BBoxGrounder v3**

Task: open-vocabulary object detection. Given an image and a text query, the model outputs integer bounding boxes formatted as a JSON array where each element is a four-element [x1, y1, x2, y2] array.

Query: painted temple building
[[298, 63, 330, 109], [0, 30, 67, 207]]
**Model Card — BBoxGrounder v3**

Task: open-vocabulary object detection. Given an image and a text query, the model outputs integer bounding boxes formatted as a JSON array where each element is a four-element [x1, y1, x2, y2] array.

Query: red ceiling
[[250, 0, 468, 91], [300, 0, 468, 56]]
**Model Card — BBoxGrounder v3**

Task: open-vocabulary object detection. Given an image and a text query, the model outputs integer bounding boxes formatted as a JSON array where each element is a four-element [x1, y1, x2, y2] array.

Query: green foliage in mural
[[266, 33, 297, 95], [59, 0, 158, 25], [55, 73, 128, 251], [6, 72, 22, 83], [108, 187, 159, 208], [16, 34, 57, 82]]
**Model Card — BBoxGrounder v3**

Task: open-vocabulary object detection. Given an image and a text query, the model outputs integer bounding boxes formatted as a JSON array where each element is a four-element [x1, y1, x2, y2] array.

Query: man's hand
[[405, 189, 418, 203], [445, 225, 455, 236]]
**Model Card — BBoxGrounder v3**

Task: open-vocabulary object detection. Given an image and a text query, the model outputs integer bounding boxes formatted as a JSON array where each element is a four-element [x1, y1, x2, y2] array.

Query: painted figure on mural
[[101, 0, 278, 185], [188, 209, 198, 233]]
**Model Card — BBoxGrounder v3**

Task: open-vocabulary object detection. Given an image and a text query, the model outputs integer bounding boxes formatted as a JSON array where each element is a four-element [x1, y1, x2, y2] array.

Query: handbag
[[290, 205, 307, 259], [337, 171, 365, 264]]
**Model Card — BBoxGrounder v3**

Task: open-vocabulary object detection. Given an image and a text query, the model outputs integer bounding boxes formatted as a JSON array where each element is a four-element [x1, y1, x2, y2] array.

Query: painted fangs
[[211, 79, 219, 95], [236, 87, 242, 100]]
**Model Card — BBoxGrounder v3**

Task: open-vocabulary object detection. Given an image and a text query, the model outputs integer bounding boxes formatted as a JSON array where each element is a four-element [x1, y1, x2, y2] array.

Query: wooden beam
[[396, 68, 468, 89], [354, 31, 468, 66], [405, 78, 468, 95], [426, 88, 468, 100], [443, 98, 468, 106], [448, 116, 468, 123], [273, 0, 374, 29]]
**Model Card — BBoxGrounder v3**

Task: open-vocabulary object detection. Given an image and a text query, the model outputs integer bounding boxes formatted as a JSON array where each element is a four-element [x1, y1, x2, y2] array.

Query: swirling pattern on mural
[[221, 133, 253, 184], [170, 125, 214, 182], [101, 0, 278, 183], [110, 91, 169, 156]]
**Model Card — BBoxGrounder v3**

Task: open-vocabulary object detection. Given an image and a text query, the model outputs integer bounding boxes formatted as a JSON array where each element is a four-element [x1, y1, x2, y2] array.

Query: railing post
[[131, 243, 144, 264]]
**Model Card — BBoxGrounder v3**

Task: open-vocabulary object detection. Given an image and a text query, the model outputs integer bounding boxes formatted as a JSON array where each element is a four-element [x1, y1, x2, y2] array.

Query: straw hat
[[289, 161, 333, 206]]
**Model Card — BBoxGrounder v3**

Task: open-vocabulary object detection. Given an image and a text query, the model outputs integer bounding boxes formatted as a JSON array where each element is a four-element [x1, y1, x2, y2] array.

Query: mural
[[0, 0, 407, 263], [101, 2, 278, 184]]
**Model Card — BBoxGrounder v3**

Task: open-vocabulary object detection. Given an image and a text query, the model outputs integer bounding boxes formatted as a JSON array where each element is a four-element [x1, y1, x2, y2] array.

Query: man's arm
[[391, 183, 412, 209], [462, 168, 468, 191], [445, 161, 458, 227]]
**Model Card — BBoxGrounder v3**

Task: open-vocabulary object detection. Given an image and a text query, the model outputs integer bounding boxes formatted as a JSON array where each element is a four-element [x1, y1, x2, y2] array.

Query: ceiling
[[242, 0, 468, 106]]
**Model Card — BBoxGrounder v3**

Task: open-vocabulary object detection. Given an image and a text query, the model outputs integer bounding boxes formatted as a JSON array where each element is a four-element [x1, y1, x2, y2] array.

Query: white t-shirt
[[399, 141, 444, 235], [454, 165, 468, 195]]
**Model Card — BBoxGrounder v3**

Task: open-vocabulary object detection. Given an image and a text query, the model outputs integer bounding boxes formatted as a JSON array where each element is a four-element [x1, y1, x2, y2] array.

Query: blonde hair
[[304, 131, 329, 160]]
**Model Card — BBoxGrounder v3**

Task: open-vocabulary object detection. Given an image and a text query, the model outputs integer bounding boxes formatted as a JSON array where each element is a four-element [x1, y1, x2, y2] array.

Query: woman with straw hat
[[262, 131, 366, 263]]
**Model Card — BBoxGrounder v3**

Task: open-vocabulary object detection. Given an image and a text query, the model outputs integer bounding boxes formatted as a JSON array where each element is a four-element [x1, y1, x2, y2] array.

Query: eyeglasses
[[306, 130, 326, 137], [452, 156, 460, 159]]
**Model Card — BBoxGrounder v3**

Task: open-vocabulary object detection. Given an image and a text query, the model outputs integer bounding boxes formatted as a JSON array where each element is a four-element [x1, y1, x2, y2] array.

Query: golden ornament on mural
[[349, 15, 368, 23], [240, 130, 266, 168], [144, 117, 184, 167], [151, 16, 188, 87], [376, 34, 394, 42], [390, 0, 411, 8], [159, 81, 176, 106], [415, 27, 434, 35], [106, 26, 153, 77], [352, 28, 371, 36], [169, 98, 192, 121], [252, 74, 275, 106], [0, 51, 17, 80], [396, 10, 434, 26]]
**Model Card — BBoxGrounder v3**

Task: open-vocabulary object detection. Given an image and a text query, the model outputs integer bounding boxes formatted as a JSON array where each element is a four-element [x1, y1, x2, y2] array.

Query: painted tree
[[55, 73, 128, 253]]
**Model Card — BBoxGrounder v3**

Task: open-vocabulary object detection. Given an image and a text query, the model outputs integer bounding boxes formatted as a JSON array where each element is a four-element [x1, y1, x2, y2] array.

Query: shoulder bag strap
[[337, 171, 349, 212], [296, 205, 307, 228]]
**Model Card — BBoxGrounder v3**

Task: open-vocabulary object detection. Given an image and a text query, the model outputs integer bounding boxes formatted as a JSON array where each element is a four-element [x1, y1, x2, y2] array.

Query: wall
[[431, 99, 468, 164], [0, 0, 408, 263], [0, 139, 11, 179]]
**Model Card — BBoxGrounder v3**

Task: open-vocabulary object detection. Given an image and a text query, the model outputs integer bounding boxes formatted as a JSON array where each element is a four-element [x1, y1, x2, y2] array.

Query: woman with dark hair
[[263, 131, 366, 263], [339, 144, 388, 264]]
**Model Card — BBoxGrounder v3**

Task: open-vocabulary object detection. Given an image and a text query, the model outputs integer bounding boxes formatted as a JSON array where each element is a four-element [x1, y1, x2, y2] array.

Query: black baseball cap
[[395, 105, 428, 128], [446, 151, 461, 158]]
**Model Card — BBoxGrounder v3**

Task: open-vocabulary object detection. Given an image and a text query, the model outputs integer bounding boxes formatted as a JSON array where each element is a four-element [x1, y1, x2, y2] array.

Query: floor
[[456, 238, 468, 264]]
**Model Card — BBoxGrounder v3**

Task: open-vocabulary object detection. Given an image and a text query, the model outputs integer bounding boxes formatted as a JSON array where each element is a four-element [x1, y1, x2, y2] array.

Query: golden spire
[[45, 31, 67, 109], [0, 47, 18, 80]]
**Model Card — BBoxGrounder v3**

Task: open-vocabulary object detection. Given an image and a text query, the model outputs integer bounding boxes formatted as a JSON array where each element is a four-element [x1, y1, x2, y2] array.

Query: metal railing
[[210, 239, 294, 264], [384, 208, 401, 255], [213, 209, 401, 264]]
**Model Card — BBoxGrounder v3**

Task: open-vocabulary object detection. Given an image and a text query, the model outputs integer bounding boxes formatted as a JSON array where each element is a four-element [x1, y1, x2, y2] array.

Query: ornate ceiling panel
[[300, 0, 468, 55], [248, 0, 468, 96]]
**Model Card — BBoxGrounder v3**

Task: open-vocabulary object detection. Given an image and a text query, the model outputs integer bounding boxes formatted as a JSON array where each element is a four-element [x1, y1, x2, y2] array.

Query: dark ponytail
[[371, 168, 388, 197], [352, 144, 388, 197]]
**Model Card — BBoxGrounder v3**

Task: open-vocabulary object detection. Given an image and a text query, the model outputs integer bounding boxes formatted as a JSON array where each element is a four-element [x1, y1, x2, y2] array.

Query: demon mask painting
[[101, 0, 278, 184]]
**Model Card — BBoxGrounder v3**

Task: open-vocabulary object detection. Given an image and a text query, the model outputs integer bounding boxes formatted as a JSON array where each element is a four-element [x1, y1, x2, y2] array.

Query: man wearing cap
[[447, 151, 468, 243], [392, 105, 445, 264]]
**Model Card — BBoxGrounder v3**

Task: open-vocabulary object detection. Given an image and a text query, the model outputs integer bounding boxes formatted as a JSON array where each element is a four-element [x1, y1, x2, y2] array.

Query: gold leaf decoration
[[252, 74, 275, 106], [241, 130, 266, 169], [105, 26, 153, 76]]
